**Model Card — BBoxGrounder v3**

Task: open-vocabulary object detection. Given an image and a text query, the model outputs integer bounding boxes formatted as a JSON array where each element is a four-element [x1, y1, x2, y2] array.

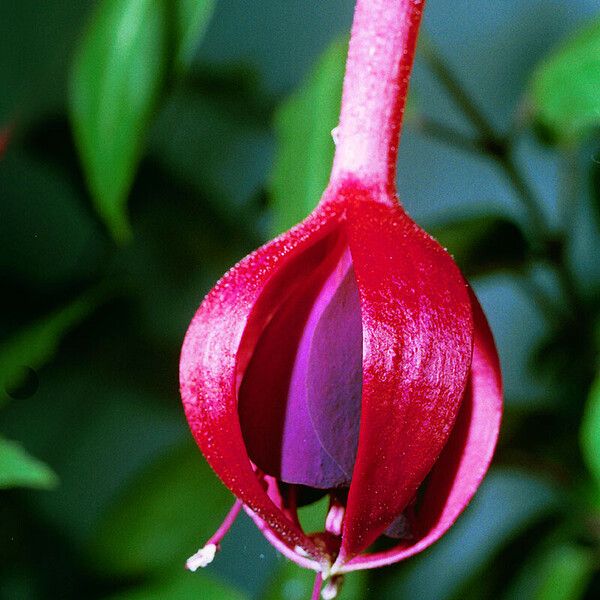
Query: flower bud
[[179, 0, 502, 590]]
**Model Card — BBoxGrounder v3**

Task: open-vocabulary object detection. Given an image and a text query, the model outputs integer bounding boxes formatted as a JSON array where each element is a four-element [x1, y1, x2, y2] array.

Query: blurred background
[[2, 0, 600, 598]]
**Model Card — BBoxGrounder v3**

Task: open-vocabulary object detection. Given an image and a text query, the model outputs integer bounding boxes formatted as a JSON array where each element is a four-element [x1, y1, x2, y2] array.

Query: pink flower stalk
[[180, 0, 502, 595]]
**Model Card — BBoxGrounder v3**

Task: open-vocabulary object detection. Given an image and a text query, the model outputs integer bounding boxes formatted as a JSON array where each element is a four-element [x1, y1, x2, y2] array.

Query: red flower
[[180, 0, 502, 593]]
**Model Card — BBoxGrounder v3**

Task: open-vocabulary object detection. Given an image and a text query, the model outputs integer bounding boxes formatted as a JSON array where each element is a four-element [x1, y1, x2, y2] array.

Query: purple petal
[[238, 244, 363, 489], [384, 513, 413, 539], [237, 253, 344, 486], [282, 249, 362, 487], [305, 251, 362, 480]]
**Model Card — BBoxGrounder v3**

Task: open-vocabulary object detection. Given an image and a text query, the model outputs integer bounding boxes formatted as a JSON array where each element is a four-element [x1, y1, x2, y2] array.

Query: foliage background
[[2, 0, 600, 598]]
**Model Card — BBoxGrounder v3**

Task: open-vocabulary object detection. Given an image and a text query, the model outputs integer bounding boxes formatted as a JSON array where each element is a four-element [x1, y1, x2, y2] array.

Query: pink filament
[[311, 571, 324, 600], [206, 499, 243, 546]]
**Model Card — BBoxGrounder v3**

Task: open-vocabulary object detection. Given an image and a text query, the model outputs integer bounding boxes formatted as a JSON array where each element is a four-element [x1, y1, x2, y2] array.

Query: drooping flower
[[180, 0, 502, 595]]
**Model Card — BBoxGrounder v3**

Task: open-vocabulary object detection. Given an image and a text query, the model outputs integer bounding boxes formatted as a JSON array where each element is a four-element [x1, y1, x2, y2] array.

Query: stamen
[[186, 544, 217, 571], [311, 572, 324, 600], [185, 499, 243, 571], [325, 502, 345, 537], [322, 575, 344, 600]]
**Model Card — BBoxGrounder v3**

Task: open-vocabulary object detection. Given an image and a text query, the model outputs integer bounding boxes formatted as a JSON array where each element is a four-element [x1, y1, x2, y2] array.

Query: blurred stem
[[420, 40, 549, 245], [413, 117, 480, 155], [496, 152, 549, 249], [420, 39, 496, 140], [550, 144, 585, 316], [418, 41, 585, 314], [559, 144, 579, 241], [516, 266, 564, 324], [414, 112, 548, 248]]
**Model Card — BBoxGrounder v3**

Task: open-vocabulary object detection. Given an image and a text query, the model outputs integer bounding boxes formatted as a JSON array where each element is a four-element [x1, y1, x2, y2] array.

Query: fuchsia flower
[[180, 0, 502, 595]]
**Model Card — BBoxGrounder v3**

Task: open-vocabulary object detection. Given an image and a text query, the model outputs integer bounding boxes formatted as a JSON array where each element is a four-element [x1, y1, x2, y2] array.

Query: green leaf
[[172, 0, 215, 74], [529, 16, 600, 143], [70, 0, 169, 243], [90, 442, 234, 576], [297, 495, 329, 533], [502, 526, 597, 600], [0, 437, 58, 490], [378, 468, 562, 600], [269, 36, 347, 236], [262, 560, 367, 600], [581, 371, 600, 486], [504, 542, 594, 600], [534, 545, 594, 600], [1, 289, 102, 403], [431, 215, 528, 276], [107, 570, 247, 600]]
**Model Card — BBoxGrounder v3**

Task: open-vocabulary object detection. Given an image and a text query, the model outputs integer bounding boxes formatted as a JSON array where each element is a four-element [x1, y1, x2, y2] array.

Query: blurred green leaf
[[531, 544, 594, 600], [0, 437, 58, 490], [114, 159, 251, 347], [378, 468, 561, 600], [70, 0, 169, 243], [297, 495, 329, 534], [529, 16, 600, 143], [149, 87, 271, 241], [530, 317, 595, 406], [431, 216, 529, 276], [0, 289, 102, 403], [69, 0, 215, 243], [2, 362, 185, 544], [269, 36, 347, 235], [0, 150, 106, 288], [91, 442, 233, 576], [581, 371, 600, 486], [108, 570, 247, 600], [503, 535, 595, 600], [262, 560, 367, 600], [591, 149, 600, 230], [172, 0, 215, 74], [0, 0, 96, 123]]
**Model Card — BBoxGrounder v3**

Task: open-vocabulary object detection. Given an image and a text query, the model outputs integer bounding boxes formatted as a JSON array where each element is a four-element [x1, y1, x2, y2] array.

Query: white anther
[[294, 545, 311, 558], [331, 126, 340, 145], [321, 578, 341, 600], [185, 543, 217, 571]]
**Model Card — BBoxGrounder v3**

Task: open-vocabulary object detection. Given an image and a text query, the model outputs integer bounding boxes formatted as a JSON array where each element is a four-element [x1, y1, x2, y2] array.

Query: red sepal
[[180, 204, 344, 561], [339, 288, 502, 571], [336, 184, 474, 561]]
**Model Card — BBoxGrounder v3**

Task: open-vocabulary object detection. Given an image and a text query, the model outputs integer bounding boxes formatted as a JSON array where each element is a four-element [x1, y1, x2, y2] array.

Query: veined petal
[[339, 288, 502, 571], [339, 185, 474, 562], [238, 234, 350, 488], [305, 248, 362, 482], [180, 204, 343, 560], [239, 235, 363, 489]]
